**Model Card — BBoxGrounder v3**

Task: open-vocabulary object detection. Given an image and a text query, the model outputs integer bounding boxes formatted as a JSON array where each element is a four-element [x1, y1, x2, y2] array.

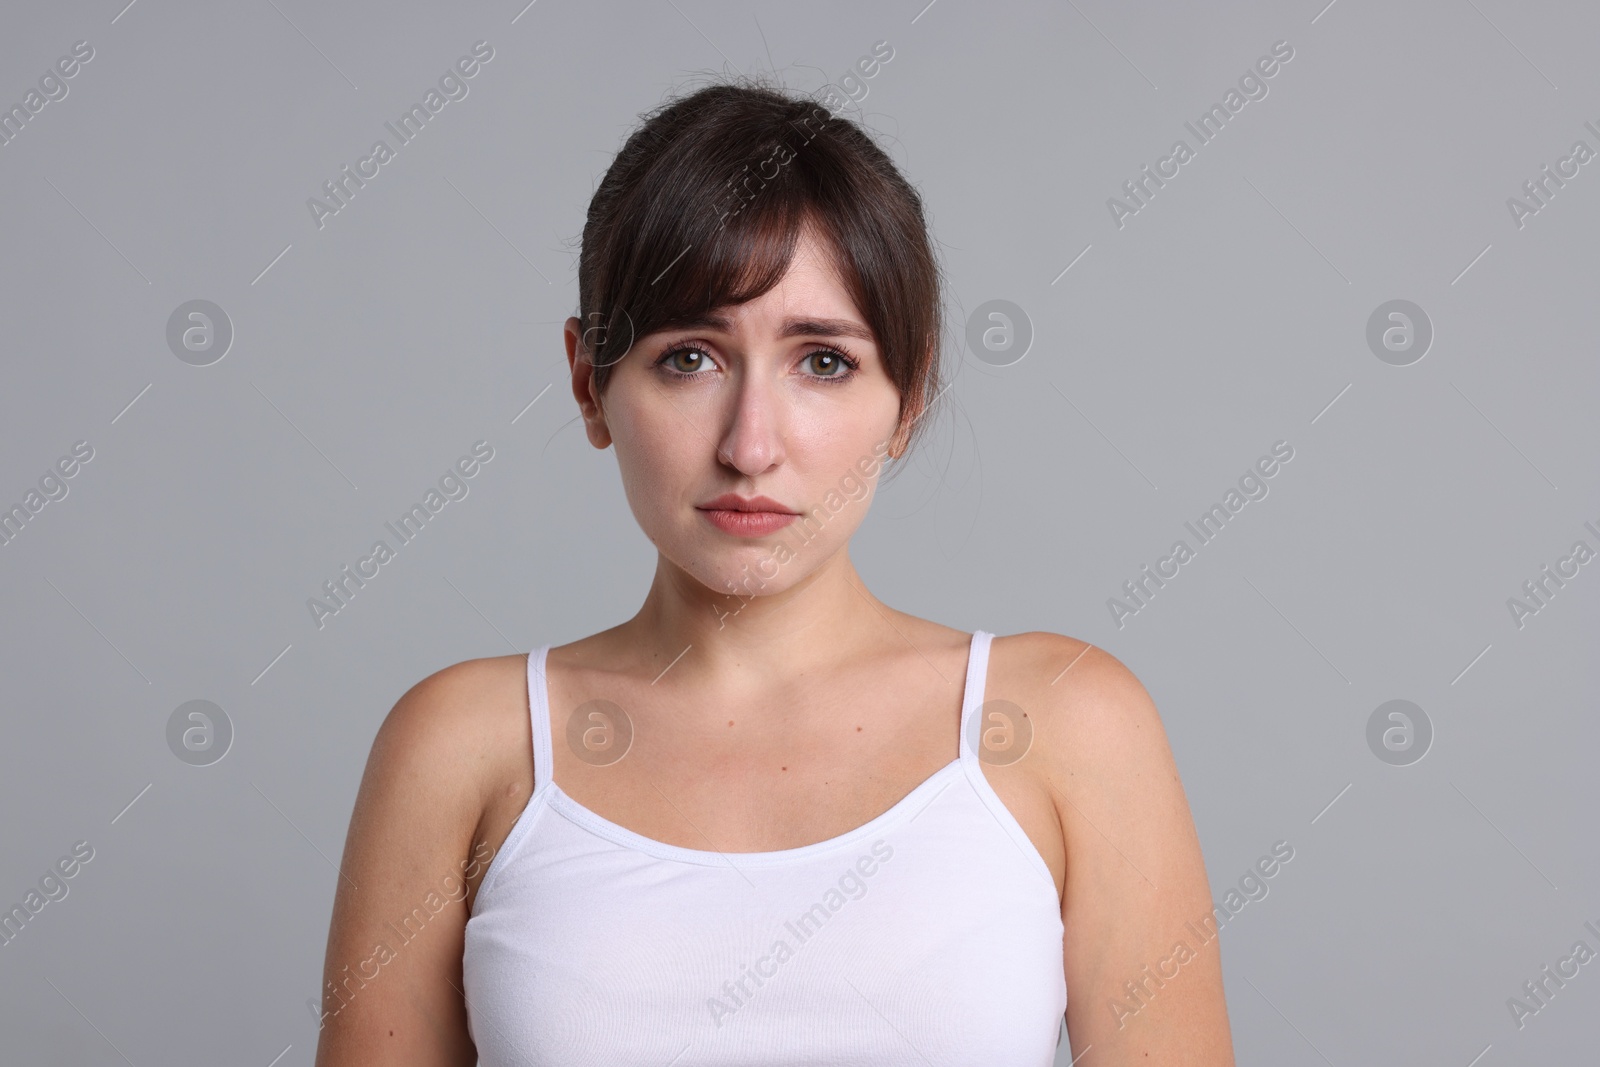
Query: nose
[[714, 367, 787, 477]]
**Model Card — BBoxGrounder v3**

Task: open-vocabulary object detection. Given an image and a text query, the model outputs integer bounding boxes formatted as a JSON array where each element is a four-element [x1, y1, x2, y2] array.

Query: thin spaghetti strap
[[526, 645, 555, 798], [957, 630, 994, 763]]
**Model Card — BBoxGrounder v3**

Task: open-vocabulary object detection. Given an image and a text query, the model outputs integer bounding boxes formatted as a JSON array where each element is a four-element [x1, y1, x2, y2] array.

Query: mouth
[[696, 493, 798, 514], [695, 494, 801, 538]]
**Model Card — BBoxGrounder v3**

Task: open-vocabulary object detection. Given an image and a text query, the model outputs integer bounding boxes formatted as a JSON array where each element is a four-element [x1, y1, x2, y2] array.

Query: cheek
[[613, 434, 675, 508], [795, 447, 880, 531], [801, 408, 893, 483], [605, 380, 665, 457], [605, 391, 694, 520]]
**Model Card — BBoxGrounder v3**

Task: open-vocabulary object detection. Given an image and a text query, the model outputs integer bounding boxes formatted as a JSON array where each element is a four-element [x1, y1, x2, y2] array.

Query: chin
[[675, 544, 794, 601]]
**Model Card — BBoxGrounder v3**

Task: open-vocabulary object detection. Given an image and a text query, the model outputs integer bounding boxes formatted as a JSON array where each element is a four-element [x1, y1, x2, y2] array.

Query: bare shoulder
[[378, 654, 528, 759], [991, 632, 1233, 1063], [392, 653, 538, 822], [988, 630, 1168, 767], [348, 653, 535, 885], [987, 630, 1190, 871], [314, 653, 529, 1064]]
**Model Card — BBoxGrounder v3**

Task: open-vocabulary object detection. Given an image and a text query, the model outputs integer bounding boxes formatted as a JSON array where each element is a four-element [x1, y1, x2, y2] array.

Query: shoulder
[[989, 630, 1163, 741], [990, 633, 1230, 1055], [379, 653, 527, 744], [992, 628, 1202, 887], [988, 630, 1178, 807], [365, 653, 530, 804], [317, 654, 529, 1058]]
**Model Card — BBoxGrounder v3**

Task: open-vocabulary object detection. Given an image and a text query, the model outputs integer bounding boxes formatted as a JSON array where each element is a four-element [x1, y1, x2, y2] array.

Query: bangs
[[586, 118, 860, 370], [576, 79, 944, 458]]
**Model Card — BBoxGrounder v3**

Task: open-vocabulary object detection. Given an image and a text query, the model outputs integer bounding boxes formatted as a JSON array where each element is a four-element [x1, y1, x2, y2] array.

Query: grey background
[[1, 0, 1596, 1063]]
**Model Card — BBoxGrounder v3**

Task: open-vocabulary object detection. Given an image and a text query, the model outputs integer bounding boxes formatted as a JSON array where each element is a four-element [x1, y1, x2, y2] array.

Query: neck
[[610, 547, 893, 686]]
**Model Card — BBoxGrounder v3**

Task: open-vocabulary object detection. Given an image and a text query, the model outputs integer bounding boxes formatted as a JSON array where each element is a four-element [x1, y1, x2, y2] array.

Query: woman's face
[[566, 227, 906, 601]]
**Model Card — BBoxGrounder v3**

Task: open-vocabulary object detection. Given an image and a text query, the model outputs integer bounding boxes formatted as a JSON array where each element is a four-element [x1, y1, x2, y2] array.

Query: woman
[[314, 79, 1234, 1066]]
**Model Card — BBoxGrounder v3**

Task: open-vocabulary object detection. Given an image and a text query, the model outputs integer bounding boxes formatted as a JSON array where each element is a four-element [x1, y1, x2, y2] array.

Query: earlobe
[[585, 390, 612, 449], [577, 384, 613, 450]]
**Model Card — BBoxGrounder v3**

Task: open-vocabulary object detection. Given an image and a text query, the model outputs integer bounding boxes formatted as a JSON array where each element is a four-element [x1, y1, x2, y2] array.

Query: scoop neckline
[[541, 757, 967, 867], [529, 630, 988, 868]]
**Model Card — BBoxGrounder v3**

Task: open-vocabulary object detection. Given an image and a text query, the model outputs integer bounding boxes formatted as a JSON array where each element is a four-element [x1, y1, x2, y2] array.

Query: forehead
[[658, 229, 872, 341]]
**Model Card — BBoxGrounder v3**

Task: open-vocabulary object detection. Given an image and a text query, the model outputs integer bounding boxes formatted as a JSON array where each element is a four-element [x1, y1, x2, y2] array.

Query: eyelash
[[652, 340, 862, 384]]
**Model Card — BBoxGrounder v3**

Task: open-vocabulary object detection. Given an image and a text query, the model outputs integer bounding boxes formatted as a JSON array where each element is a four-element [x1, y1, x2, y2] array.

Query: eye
[[801, 347, 861, 383], [653, 342, 716, 378], [651, 341, 863, 383]]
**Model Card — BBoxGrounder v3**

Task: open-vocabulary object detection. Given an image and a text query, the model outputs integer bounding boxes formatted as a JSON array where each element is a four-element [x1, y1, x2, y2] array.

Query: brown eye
[[802, 348, 861, 382], [810, 352, 842, 374], [655, 344, 714, 377]]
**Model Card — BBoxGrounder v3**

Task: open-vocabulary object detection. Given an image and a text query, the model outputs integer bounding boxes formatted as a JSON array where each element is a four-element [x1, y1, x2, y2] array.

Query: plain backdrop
[[1, 1, 1596, 1064]]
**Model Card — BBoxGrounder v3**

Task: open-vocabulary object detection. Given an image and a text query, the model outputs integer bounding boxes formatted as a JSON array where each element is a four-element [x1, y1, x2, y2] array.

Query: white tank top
[[462, 629, 1068, 1065]]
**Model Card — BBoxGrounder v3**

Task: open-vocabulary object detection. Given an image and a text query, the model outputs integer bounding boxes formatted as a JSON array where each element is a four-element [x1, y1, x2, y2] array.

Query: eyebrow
[[656, 312, 876, 344]]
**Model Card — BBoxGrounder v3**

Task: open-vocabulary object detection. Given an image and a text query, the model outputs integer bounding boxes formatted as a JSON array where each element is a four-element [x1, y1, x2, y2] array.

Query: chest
[[479, 748, 1066, 905], [465, 768, 1067, 1066], [477, 632, 1075, 905]]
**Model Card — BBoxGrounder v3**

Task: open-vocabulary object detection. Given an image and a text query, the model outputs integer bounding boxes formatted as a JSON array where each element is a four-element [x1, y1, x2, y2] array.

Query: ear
[[565, 316, 613, 449]]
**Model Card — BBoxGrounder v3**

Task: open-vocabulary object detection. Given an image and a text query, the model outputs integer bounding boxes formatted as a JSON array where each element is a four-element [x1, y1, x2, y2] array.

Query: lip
[[695, 493, 799, 514], [695, 494, 800, 538]]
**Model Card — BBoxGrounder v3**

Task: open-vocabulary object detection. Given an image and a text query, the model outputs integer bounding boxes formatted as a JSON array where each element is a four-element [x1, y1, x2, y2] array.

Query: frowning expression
[[568, 226, 905, 598]]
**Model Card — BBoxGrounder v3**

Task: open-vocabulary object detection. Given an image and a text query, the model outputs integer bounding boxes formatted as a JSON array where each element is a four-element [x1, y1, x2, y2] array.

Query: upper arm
[[1034, 638, 1235, 1066], [313, 658, 514, 1067]]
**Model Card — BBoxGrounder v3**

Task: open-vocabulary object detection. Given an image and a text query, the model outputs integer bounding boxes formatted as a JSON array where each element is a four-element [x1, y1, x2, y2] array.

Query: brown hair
[[574, 77, 946, 462]]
